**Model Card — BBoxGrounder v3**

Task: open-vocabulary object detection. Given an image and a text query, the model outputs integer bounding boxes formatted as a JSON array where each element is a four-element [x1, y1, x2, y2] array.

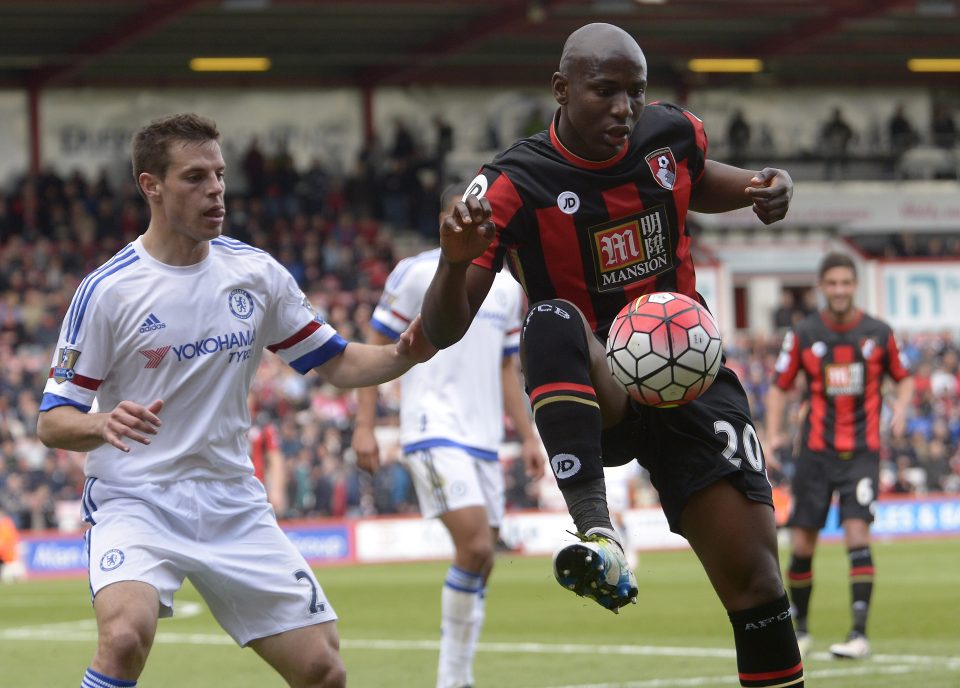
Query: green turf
[[1, 538, 958, 687]]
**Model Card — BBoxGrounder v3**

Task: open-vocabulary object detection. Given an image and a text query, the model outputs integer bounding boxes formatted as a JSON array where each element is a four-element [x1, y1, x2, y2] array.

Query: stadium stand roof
[[0, 0, 958, 90]]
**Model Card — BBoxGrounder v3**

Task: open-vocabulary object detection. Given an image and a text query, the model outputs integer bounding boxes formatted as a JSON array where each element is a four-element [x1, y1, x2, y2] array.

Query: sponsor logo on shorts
[[450, 481, 468, 497], [229, 288, 255, 320], [52, 347, 81, 384], [550, 453, 582, 480], [100, 549, 125, 572]]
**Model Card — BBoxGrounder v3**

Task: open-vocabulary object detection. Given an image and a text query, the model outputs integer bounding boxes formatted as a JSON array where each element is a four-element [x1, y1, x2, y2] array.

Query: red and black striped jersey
[[773, 310, 910, 454], [469, 103, 707, 338]]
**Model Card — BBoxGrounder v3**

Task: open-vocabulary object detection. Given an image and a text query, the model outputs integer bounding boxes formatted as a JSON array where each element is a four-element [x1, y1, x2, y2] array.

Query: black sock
[[848, 546, 874, 636], [787, 554, 813, 634], [728, 594, 804, 687], [523, 300, 609, 534]]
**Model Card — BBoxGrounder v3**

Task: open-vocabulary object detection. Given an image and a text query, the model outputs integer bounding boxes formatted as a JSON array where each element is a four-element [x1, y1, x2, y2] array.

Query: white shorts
[[83, 475, 337, 646], [402, 445, 505, 527]]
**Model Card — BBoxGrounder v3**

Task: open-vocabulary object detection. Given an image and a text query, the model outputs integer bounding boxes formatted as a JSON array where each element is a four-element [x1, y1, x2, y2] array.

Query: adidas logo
[[139, 313, 166, 334]]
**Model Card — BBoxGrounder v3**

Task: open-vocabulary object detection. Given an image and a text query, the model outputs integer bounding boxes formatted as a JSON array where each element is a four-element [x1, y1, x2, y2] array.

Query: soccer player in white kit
[[36, 114, 436, 688], [353, 184, 545, 688]]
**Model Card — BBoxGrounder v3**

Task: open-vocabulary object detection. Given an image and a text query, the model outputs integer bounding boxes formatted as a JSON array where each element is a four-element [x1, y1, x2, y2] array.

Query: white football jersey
[[372, 249, 524, 459], [41, 236, 347, 484]]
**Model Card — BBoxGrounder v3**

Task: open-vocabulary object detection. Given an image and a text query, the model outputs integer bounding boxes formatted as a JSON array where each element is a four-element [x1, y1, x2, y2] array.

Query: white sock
[[437, 566, 483, 688], [463, 588, 487, 686]]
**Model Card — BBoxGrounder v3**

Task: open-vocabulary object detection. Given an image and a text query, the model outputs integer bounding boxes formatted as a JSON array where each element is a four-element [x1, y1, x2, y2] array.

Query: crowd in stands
[[0, 142, 959, 534]]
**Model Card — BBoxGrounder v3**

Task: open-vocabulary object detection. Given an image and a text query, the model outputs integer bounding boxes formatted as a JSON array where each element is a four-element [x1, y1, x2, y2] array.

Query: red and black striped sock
[[728, 594, 804, 687]]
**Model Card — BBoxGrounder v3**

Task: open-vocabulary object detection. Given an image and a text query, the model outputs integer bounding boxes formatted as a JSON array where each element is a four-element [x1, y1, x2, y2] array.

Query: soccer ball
[[605, 292, 722, 408]]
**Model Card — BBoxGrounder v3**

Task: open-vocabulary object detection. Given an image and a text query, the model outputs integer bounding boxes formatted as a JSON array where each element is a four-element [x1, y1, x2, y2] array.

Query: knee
[[458, 538, 495, 574], [296, 653, 347, 688], [522, 300, 588, 373], [95, 623, 152, 675]]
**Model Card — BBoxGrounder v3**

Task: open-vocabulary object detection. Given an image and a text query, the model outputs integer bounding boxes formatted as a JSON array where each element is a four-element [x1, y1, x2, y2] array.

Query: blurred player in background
[[353, 182, 545, 688], [766, 251, 912, 659], [0, 505, 25, 582], [36, 113, 435, 688], [249, 391, 288, 516], [421, 22, 804, 688]]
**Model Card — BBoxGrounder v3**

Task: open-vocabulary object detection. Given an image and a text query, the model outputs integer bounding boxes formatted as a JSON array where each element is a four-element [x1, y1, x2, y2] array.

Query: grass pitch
[[1, 538, 958, 687]]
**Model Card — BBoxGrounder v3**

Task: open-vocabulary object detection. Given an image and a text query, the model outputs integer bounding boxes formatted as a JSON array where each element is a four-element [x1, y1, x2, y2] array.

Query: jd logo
[[557, 191, 580, 215], [550, 453, 582, 480]]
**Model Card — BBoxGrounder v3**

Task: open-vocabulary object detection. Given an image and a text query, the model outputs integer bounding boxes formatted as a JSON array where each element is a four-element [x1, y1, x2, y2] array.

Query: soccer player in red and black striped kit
[[422, 22, 805, 688], [766, 252, 912, 660]]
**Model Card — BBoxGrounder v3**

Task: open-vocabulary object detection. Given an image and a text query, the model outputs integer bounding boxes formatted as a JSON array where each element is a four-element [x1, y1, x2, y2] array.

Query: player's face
[[554, 49, 647, 161], [819, 266, 857, 318], [156, 139, 226, 242]]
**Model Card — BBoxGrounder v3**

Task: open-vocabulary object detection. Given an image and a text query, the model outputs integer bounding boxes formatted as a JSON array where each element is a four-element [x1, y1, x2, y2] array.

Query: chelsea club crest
[[229, 288, 255, 320]]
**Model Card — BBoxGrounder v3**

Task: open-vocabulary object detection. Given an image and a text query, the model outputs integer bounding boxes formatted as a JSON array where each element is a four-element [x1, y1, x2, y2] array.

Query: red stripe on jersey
[[832, 345, 856, 452], [681, 110, 709, 182], [885, 331, 910, 381], [804, 348, 827, 451], [475, 173, 523, 271], [267, 320, 320, 353], [774, 334, 802, 390], [48, 370, 102, 391], [739, 662, 804, 682], [864, 342, 884, 451], [536, 205, 598, 329], [529, 382, 596, 403], [672, 159, 697, 298]]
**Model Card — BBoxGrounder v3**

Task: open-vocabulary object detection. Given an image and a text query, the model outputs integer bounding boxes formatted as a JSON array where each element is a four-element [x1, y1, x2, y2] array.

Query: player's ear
[[139, 172, 161, 200], [552, 72, 568, 104]]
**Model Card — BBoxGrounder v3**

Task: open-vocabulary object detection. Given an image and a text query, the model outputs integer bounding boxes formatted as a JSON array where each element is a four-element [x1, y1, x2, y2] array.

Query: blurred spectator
[[726, 109, 751, 167], [931, 102, 957, 150], [819, 106, 856, 179], [888, 104, 918, 162]]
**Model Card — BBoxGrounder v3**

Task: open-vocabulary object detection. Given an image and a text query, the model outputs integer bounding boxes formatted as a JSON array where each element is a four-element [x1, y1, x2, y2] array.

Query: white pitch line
[[1, 624, 958, 681]]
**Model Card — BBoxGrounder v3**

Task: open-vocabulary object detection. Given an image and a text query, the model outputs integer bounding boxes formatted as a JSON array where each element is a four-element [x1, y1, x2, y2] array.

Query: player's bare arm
[[37, 399, 164, 453], [422, 195, 497, 348], [318, 315, 436, 388], [351, 330, 393, 472], [889, 375, 914, 438], [691, 160, 793, 224]]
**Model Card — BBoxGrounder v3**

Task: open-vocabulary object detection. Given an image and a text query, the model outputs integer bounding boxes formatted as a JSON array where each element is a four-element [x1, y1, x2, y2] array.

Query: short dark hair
[[439, 181, 468, 212], [131, 113, 220, 198], [818, 251, 857, 280]]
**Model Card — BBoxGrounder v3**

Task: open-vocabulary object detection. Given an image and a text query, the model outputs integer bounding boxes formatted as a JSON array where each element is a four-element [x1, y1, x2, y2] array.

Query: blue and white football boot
[[552, 527, 638, 613]]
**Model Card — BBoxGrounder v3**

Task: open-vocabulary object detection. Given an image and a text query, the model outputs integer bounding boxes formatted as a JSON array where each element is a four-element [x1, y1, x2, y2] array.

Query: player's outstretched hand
[[396, 315, 438, 364], [439, 194, 496, 264], [745, 167, 793, 225], [102, 398, 164, 453]]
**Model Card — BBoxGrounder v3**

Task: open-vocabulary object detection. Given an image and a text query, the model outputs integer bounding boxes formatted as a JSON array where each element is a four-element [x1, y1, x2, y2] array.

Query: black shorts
[[600, 365, 773, 535], [786, 448, 879, 529]]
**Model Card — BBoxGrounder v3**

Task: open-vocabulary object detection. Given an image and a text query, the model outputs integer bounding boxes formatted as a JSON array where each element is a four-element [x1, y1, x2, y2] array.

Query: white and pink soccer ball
[[606, 292, 722, 408]]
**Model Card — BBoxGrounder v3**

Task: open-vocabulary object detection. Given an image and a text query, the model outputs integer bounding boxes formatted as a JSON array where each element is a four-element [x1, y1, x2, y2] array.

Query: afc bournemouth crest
[[52, 347, 81, 383], [645, 147, 677, 190]]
